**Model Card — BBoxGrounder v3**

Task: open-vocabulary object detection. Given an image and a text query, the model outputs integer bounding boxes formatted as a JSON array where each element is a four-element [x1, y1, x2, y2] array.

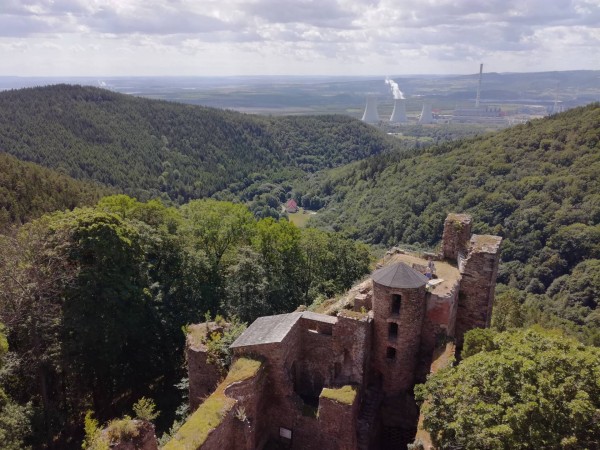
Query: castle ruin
[[164, 213, 502, 450]]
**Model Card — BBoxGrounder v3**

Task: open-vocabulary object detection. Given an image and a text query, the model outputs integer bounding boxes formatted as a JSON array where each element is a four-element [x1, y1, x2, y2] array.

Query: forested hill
[[0, 84, 398, 203], [0, 152, 110, 229], [307, 104, 600, 343]]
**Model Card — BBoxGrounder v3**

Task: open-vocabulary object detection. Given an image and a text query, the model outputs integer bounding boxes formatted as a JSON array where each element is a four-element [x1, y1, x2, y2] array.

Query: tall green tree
[[416, 328, 600, 449], [0, 324, 33, 450]]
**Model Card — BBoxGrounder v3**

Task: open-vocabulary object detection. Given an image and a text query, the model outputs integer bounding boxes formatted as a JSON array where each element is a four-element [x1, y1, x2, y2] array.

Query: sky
[[1, 0, 599, 76]]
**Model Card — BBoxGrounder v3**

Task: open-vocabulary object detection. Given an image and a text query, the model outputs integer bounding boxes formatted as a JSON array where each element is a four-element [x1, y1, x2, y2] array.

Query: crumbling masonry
[[165, 213, 502, 450]]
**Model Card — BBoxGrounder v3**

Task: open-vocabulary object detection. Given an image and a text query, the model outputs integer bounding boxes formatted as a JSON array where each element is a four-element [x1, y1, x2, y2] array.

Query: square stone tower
[[441, 213, 472, 261]]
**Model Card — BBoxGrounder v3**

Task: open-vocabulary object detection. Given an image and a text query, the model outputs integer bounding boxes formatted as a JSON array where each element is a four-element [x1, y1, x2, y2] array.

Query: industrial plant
[[361, 64, 567, 128]]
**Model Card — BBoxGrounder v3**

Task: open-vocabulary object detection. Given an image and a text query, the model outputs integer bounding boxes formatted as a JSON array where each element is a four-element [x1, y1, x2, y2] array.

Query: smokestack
[[389, 98, 407, 123], [362, 96, 380, 123], [476, 63, 483, 108], [419, 103, 433, 124]]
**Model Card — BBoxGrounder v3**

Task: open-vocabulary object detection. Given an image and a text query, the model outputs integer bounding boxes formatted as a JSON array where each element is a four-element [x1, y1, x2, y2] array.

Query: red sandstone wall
[[420, 279, 460, 356], [232, 327, 304, 446], [231, 314, 369, 449], [441, 214, 472, 261], [187, 348, 222, 411], [297, 324, 336, 398], [316, 394, 360, 450], [372, 282, 426, 394], [455, 235, 502, 347], [196, 365, 267, 450], [333, 315, 371, 387]]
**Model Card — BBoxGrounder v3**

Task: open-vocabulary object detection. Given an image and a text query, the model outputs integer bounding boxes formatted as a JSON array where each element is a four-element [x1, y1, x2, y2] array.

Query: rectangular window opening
[[280, 427, 292, 440], [388, 322, 398, 340], [392, 294, 401, 314], [386, 347, 396, 359]]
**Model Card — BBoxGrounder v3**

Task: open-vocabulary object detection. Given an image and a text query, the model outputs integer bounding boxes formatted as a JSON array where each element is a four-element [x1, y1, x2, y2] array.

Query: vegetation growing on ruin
[[163, 358, 261, 450], [320, 385, 358, 405], [416, 327, 600, 449]]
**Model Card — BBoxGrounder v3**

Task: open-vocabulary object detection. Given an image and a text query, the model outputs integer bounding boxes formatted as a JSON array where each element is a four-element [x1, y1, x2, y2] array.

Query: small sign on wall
[[279, 427, 292, 440]]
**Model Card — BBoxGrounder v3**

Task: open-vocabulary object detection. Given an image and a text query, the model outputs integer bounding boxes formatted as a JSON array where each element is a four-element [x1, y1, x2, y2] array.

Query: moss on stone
[[320, 385, 357, 405], [163, 358, 261, 450], [471, 234, 502, 252], [225, 357, 261, 384], [186, 323, 209, 349], [338, 309, 368, 321]]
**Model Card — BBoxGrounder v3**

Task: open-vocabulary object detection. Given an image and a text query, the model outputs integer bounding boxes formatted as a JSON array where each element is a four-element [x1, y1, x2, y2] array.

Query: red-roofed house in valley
[[285, 199, 299, 213]]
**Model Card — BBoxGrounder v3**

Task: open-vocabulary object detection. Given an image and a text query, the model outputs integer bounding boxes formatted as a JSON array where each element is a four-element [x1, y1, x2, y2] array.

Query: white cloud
[[0, 0, 598, 75]]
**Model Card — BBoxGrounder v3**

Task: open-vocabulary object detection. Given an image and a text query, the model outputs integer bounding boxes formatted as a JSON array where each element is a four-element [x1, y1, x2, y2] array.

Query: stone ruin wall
[[228, 314, 369, 450], [441, 213, 472, 261], [198, 363, 267, 450], [231, 325, 306, 448], [315, 392, 360, 450], [419, 278, 460, 364], [454, 235, 502, 347], [296, 317, 337, 399], [333, 313, 372, 388], [186, 323, 226, 411]]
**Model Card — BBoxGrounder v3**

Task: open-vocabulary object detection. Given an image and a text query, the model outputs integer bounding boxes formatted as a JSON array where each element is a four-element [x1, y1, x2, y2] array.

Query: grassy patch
[[186, 323, 209, 349], [225, 358, 262, 384], [163, 358, 261, 450], [320, 385, 357, 405], [287, 208, 316, 228], [338, 309, 369, 321]]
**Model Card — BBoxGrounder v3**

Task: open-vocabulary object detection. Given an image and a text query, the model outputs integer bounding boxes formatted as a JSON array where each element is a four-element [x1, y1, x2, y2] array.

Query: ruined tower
[[371, 263, 428, 394], [441, 213, 472, 261], [454, 234, 503, 347]]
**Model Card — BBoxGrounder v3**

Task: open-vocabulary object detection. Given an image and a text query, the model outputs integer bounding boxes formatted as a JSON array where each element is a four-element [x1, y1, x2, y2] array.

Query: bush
[[132, 397, 159, 422]]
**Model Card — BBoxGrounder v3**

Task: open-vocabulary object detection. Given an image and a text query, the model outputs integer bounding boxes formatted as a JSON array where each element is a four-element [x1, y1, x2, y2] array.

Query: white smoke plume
[[385, 77, 404, 99]]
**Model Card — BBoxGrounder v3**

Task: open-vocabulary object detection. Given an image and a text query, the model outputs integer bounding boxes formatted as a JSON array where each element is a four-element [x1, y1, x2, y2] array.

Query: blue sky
[[1, 0, 599, 76]]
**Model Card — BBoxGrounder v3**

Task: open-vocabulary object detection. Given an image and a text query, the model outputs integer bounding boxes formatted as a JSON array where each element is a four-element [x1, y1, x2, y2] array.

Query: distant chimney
[[476, 63, 483, 108], [362, 96, 380, 123], [418, 103, 433, 124], [389, 98, 407, 123]]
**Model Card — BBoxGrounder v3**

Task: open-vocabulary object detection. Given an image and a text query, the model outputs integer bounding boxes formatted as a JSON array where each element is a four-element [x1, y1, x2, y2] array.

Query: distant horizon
[[1, 68, 599, 79]]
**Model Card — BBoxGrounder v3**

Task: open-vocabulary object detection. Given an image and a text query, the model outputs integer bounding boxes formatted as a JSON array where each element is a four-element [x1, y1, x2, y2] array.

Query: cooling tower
[[362, 96, 380, 123], [419, 103, 433, 124], [389, 98, 407, 123]]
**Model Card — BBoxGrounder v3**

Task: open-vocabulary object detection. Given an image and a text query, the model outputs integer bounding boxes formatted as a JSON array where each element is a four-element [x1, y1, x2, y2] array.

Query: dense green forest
[[302, 104, 600, 343], [0, 195, 370, 449], [0, 85, 400, 207], [0, 152, 109, 229]]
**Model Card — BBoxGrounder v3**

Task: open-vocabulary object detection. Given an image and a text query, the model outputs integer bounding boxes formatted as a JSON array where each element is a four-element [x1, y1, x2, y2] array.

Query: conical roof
[[372, 262, 428, 289]]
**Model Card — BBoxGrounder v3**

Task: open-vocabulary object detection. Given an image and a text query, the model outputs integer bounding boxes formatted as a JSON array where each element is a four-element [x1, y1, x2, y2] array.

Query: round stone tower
[[371, 262, 428, 394]]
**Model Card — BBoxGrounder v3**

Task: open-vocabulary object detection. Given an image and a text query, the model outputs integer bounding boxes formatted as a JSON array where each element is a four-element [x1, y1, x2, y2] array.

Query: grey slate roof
[[371, 262, 428, 289], [231, 312, 303, 348], [231, 311, 338, 349]]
